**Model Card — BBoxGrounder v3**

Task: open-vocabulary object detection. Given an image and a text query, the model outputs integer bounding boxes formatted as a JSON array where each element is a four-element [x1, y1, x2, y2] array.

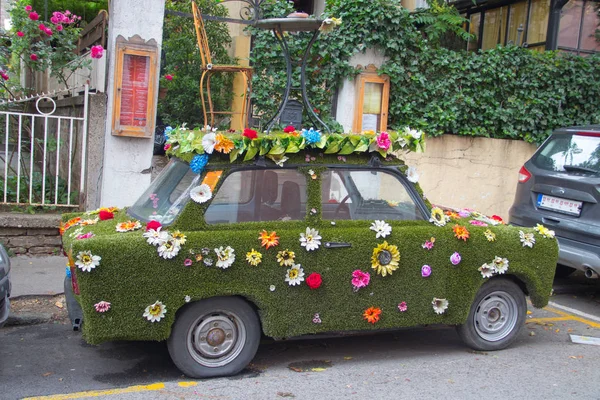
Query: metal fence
[[0, 85, 89, 208]]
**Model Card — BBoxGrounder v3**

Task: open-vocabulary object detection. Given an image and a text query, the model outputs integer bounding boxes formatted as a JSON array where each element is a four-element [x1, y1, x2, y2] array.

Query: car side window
[[205, 169, 307, 224], [321, 169, 424, 221]]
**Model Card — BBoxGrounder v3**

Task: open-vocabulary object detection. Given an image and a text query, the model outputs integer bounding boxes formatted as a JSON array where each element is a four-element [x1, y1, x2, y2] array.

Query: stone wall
[[403, 135, 538, 219], [0, 213, 62, 255]]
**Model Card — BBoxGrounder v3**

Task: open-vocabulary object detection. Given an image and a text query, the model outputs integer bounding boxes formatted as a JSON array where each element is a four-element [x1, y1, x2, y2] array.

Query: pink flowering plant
[[1, 1, 100, 96]]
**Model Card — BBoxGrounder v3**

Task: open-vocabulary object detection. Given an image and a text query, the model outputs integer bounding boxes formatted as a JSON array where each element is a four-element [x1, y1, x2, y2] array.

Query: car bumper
[[510, 220, 600, 275], [0, 273, 11, 328]]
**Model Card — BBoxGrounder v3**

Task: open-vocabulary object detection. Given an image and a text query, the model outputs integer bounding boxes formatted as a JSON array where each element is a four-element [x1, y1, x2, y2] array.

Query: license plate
[[537, 194, 582, 216]]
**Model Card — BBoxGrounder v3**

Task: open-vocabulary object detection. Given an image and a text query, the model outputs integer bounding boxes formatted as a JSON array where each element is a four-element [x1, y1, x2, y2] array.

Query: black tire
[[554, 264, 575, 279], [167, 297, 261, 378], [456, 278, 527, 351]]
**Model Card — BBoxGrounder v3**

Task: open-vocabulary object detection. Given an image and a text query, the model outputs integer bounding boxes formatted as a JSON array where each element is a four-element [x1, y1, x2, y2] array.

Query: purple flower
[[184, 258, 193, 267], [450, 252, 461, 265], [398, 301, 407, 312], [421, 265, 432, 278]]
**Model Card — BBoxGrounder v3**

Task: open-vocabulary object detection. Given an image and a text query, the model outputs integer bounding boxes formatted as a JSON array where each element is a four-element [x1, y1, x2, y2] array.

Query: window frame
[[556, 0, 600, 55]]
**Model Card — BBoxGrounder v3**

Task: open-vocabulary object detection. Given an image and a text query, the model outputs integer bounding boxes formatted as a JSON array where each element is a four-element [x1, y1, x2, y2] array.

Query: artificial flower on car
[[246, 249, 262, 266], [276, 249, 295, 267], [370, 220, 392, 239], [453, 225, 470, 241], [285, 264, 305, 286], [75, 250, 101, 272], [534, 224, 555, 239], [214, 133, 235, 154], [429, 207, 449, 227], [478, 263, 495, 278], [492, 256, 509, 274], [363, 306, 381, 324], [519, 231, 536, 248], [143, 301, 167, 322], [80, 218, 99, 226], [190, 184, 212, 203], [115, 220, 142, 233], [59, 217, 81, 235], [143, 228, 169, 246], [421, 265, 432, 277], [305, 272, 322, 290], [406, 166, 419, 183], [432, 298, 449, 315], [158, 237, 181, 259], [202, 132, 217, 154], [371, 241, 400, 277], [351, 270, 370, 291], [259, 230, 279, 249], [300, 227, 321, 251], [397, 302, 408, 312], [171, 231, 187, 246], [422, 237, 435, 250], [484, 229, 496, 242], [215, 246, 235, 269], [450, 252, 461, 265], [94, 301, 111, 313]]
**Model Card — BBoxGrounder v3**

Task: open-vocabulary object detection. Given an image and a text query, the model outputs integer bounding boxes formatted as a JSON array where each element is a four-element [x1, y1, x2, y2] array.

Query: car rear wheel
[[456, 278, 526, 351], [167, 297, 261, 378]]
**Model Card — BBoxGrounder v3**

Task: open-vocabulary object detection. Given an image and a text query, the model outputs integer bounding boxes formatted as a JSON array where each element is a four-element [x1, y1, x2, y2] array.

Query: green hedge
[[250, 0, 600, 144], [62, 155, 558, 345]]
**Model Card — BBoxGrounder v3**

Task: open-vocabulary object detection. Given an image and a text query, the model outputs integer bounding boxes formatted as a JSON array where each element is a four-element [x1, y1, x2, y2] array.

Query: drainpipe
[[546, 0, 570, 50]]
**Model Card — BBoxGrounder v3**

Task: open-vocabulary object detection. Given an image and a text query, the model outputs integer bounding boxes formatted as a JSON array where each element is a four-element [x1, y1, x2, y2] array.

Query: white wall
[[335, 48, 387, 133], [99, 0, 165, 208]]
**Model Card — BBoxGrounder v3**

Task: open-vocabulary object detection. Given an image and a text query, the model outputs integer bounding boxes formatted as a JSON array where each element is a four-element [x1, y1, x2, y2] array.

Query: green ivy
[[250, 0, 600, 144]]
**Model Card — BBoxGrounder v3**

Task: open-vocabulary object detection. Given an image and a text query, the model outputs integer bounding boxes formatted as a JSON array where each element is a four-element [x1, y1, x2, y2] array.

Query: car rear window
[[532, 133, 600, 174]]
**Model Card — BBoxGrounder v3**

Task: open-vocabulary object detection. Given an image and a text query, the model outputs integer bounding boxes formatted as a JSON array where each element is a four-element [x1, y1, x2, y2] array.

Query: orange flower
[[453, 224, 470, 241], [59, 217, 81, 235], [259, 230, 279, 249], [363, 306, 382, 324], [214, 133, 235, 154], [445, 211, 460, 219]]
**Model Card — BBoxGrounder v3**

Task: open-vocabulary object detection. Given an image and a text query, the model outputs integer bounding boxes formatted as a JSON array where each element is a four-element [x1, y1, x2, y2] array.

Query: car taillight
[[518, 166, 531, 183]]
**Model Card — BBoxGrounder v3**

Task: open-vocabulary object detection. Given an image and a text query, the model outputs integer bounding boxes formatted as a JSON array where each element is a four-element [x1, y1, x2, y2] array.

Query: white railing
[[0, 85, 89, 208]]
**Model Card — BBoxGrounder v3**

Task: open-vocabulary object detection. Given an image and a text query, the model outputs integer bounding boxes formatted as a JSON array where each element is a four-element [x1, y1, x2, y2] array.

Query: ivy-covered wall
[[250, 0, 600, 144]]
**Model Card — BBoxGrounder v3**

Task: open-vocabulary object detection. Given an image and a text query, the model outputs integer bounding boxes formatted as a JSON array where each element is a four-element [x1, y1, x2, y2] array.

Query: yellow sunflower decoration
[[371, 241, 400, 277]]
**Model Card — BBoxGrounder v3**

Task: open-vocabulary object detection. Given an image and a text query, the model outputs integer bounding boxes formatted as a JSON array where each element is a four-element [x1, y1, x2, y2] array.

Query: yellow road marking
[[526, 316, 572, 324], [544, 306, 600, 329], [178, 381, 198, 388], [22, 383, 166, 400]]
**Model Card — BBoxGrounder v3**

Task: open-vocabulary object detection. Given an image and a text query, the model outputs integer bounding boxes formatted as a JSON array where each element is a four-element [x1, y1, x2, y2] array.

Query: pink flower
[[164, 143, 171, 151], [29, 11, 39, 20], [65, 10, 71, 15], [25, 5, 32, 11], [422, 239, 435, 250], [351, 269, 370, 291], [90, 45, 104, 59], [45, 28, 53, 36], [421, 265, 432, 277], [376, 131, 391, 151], [469, 220, 487, 227], [16, 31, 24, 37], [184, 259, 193, 267], [56, 24, 63, 31], [0, 71, 9, 81], [76, 232, 95, 240], [398, 301, 407, 312], [94, 301, 111, 313], [165, 74, 173, 81], [30, 54, 38, 61], [38, 23, 46, 31], [50, 16, 58, 24]]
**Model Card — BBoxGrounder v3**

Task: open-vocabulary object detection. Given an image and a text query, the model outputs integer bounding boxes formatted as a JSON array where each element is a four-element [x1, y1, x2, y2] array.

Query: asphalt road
[[1, 274, 599, 400]]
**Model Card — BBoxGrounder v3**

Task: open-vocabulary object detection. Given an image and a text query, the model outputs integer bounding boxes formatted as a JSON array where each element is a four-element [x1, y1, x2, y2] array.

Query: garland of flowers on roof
[[164, 125, 426, 169]]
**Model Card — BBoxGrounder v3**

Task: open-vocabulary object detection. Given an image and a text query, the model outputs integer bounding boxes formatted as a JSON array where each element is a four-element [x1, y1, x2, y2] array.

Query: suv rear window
[[532, 133, 600, 174]]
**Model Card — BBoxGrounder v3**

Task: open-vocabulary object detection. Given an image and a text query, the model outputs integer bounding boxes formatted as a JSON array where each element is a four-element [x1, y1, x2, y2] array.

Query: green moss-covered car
[[62, 129, 557, 379]]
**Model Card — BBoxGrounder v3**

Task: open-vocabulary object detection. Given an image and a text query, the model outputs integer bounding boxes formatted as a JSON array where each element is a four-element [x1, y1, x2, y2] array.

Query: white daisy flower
[[370, 220, 392, 238], [143, 301, 167, 322], [285, 264, 305, 286], [406, 166, 419, 183], [519, 230, 536, 248], [269, 285, 276, 292], [190, 184, 212, 204], [214, 246, 235, 269], [75, 250, 101, 272], [492, 256, 509, 274], [274, 156, 289, 167], [202, 125, 217, 133], [432, 297, 449, 314], [479, 263, 495, 278], [158, 238, 181, 259], [184, 295, 191, 303], [299, 227, 322, 251], [143, 227, 169, 246], [202, 132, 217, 154]]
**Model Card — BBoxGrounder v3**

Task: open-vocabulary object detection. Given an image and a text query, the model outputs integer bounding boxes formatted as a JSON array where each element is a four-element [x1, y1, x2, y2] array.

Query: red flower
[[16, 31, 24, 37], [99, 210, 114, 221], [29, 11, 39, 20], [30, 54, 38, 61], [242, 128, 258, 139], [164, 74, 173, 81], [90, 45, 104, 59], [0, 71, 9, 81], [38, 23, 46, 31], [491, 215, 504, 223], [283, 125, 295, 133], [146, 220, 162, 231], [306, 272, 322, 290]]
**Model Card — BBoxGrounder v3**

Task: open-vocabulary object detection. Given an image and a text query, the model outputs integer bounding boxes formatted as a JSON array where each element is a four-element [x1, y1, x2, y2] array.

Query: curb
[[4, 312, 55, 326]]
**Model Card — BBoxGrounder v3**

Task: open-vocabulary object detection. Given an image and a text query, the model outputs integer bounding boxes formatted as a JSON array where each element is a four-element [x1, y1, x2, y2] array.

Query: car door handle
[[543, 216, 560, 224], [324, 242, 351, 249]]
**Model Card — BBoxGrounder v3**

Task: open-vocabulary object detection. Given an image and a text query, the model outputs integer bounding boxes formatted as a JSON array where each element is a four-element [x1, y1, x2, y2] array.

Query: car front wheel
[[456, 278, 526, 351], [167, 297, 261, 378]]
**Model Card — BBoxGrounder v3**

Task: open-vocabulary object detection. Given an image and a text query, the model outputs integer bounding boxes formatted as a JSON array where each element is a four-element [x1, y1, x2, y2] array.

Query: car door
[[317, 166, 449, 329]]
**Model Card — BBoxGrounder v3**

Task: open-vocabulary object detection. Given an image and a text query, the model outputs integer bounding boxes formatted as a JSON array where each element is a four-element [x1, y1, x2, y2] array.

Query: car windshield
[[532, 133, 600, 174], [128, 158, 200, 225]]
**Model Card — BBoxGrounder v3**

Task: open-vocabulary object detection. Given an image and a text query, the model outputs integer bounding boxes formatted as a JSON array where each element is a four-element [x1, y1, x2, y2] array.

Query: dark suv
[[509, 125, 600, 278]]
